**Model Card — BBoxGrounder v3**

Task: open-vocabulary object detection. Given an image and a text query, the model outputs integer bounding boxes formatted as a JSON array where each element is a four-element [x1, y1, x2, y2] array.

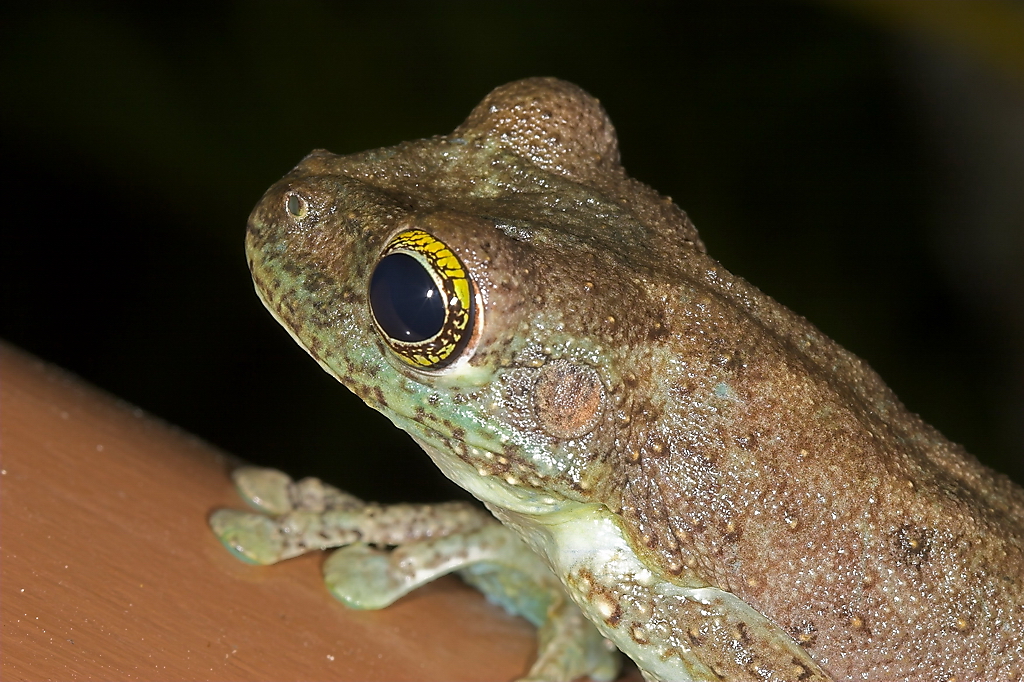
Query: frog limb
[[211, 466, 620, 682], [210, 501, 490, 565], [210, 466, 490, 565], [324, 523, 620, 682], [521, 591, 621, 682], [322, 523, 524, 608]]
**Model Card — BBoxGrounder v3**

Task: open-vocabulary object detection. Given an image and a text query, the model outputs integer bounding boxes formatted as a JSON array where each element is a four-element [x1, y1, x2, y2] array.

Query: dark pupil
[[370, 253, 445, 342]]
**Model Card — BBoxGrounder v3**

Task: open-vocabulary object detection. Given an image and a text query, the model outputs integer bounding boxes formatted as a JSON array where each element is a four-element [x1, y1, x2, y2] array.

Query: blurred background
[[2, 2, 1022, 502]]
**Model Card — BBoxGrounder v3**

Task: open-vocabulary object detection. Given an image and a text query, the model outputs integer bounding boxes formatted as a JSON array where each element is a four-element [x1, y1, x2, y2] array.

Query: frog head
[[246, 78, 705, 515]]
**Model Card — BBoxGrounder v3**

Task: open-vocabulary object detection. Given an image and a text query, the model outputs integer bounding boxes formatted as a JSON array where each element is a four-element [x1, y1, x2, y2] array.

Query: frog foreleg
[[321, 524, 511, 608], [210, 467, 620, 682], [323, 523, 619, 682], [520, 587, 621, 682], [210, 466, 491, 564]]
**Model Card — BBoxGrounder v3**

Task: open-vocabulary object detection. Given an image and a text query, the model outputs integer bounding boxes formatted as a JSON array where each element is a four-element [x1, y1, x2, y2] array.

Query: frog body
[[214, 79, 1024, 680]]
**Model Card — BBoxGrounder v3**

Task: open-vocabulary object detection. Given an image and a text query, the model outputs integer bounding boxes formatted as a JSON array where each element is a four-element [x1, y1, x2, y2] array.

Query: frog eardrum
[[368, 229, 475, 368]]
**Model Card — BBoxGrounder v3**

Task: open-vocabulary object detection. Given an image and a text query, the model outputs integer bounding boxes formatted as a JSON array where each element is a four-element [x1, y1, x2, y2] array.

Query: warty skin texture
[[246, 78, 1024, 680]]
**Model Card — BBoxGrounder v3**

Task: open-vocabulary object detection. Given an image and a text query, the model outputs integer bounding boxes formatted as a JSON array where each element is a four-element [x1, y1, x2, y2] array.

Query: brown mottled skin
[[246, 78, 1024, 679]]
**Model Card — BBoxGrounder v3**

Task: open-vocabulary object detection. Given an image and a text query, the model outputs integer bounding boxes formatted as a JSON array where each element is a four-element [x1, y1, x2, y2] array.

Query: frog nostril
[[285, 192, 308, 218]]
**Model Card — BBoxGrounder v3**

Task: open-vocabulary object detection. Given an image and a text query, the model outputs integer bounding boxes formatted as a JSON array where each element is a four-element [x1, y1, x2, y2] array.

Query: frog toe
[[209, 508, 285, 565], [231, 466, 295, 515], [322, 543, 401, 609], [520, 596, 621, 682]]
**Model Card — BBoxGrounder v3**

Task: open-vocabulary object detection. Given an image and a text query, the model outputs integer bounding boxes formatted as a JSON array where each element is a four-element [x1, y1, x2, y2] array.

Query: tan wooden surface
[[0, 341, 543, 681]]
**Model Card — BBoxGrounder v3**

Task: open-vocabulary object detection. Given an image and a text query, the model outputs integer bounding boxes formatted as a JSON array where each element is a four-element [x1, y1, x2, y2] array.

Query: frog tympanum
[[211, 78, 1024, 681]]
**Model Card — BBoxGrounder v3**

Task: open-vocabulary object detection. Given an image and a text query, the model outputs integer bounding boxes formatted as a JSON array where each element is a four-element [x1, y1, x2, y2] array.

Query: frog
[[210, 78, 1024, 681]]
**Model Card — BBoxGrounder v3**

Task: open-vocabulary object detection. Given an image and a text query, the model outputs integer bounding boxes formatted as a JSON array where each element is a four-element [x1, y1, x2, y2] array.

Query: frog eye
[[369, 229, 475, 369]]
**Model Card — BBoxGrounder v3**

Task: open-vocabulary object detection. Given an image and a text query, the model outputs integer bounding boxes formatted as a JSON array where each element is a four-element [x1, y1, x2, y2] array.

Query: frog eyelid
[[368, 229, 478, 371]]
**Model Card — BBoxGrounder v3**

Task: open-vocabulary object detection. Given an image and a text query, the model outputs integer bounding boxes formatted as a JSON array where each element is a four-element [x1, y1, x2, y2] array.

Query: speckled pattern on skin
[[225, 78, 1024, 681]]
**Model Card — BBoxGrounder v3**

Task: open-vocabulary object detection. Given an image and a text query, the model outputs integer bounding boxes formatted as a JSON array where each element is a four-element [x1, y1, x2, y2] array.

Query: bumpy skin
[[241, 79, 1024, 680]]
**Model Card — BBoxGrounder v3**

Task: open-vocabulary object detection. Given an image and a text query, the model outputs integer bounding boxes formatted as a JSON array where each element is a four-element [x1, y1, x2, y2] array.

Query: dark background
[[2, 2, 1023, 502]]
